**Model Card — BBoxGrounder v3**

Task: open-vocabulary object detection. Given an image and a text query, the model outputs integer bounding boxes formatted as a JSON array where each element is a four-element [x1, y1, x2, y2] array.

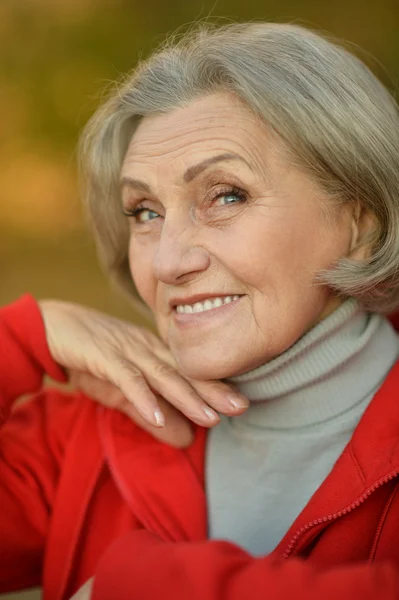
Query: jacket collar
[[275, 358, 399, 554], [99, 359, 399, 549]]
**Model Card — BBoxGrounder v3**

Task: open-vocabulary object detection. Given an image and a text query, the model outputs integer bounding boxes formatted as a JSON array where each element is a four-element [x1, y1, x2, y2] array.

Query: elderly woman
[[1, 21, 399, 600]]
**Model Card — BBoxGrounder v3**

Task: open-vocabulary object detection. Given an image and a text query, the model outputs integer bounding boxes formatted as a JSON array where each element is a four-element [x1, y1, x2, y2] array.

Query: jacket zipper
[[282, 469, 399, 559]]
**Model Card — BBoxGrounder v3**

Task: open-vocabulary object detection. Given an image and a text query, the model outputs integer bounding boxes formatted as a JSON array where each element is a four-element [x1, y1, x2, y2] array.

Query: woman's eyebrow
[[120, 152, 251, 193], [120, 177, 152, 194], [183, 152, 252, 183]]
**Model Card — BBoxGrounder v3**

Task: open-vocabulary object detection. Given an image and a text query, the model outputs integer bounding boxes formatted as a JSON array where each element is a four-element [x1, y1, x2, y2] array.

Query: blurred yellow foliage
[[1, 154, 79, 236]]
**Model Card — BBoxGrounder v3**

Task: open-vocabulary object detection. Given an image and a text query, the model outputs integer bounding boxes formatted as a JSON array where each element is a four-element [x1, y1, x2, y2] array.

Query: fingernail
[[203, 407, 219, 422], [228, 395, 249, 410], [154, 409, 166, 427]]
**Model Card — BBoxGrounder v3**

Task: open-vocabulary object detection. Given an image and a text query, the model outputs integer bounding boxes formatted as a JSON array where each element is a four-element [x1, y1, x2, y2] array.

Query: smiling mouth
[[174, 295, 242, 314]]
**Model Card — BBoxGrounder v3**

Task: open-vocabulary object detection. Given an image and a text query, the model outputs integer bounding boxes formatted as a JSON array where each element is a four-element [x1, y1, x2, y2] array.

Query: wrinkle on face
[[122, 91, 355, 380], [122, 96, 272, 197]]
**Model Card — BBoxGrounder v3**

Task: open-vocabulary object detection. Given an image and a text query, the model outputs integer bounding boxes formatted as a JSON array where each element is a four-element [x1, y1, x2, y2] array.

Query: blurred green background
[[0, 0, 398, 598]]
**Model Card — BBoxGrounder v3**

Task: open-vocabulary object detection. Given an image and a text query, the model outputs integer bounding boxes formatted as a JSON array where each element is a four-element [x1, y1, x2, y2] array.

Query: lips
[[175, 295, 241, 314], [170, 292, 243, 309]]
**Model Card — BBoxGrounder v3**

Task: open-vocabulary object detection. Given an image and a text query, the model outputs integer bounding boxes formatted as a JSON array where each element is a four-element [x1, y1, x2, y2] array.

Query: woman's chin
[[174, 350, 246, 381]]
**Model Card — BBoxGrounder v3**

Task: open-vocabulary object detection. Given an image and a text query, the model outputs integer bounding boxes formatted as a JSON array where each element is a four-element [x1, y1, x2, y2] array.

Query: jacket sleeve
[[0, 389, 84, 593], [92, 530, 399, 600], [0, 296, 72, 592], [0, 294, 67, 421]]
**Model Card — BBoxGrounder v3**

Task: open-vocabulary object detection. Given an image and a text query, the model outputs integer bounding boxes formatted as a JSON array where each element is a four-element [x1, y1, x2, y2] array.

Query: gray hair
[[79, 22, 399, 314]]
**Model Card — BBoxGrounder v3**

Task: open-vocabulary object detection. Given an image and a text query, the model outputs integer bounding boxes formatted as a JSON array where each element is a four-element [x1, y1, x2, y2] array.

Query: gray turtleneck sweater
[[206, 299, 399, 556]]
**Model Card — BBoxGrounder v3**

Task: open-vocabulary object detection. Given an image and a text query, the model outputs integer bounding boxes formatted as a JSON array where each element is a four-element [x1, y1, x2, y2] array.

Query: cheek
[[231, 209, 350, 293], [128, 238, 157, 309], [282, 207, 348, 259], [223, 216, 303, 286]]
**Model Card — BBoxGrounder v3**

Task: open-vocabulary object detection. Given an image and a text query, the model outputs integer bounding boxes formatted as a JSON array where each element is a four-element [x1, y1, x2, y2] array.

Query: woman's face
[[121, 92, 355, 379]]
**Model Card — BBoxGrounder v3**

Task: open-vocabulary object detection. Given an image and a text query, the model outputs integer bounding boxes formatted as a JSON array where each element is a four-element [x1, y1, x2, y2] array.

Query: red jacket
[[1, 295, 399, 600]]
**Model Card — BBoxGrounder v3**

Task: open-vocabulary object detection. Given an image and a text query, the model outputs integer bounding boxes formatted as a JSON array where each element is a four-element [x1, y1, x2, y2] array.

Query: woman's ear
[[349, 203, 376, 259], [349, 216, 359, 252]]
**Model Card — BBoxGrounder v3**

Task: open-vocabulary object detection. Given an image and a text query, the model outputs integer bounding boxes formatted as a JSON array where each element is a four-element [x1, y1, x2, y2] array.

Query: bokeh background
[[1, 0, 398, 598]]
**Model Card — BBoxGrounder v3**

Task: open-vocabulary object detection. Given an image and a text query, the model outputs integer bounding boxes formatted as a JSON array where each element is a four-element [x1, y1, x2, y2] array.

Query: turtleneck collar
[[226, 299, 399, 429]]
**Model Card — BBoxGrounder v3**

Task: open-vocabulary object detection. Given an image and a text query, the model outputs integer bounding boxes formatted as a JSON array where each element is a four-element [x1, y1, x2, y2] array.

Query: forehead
[[121, 92, 271, 176]]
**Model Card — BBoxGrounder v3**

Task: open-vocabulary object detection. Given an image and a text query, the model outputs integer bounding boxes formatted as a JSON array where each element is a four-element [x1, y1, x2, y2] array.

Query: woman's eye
[[123, 207, 160, 223], [136, 208, 160, 223], [215, 189, 247, 206]]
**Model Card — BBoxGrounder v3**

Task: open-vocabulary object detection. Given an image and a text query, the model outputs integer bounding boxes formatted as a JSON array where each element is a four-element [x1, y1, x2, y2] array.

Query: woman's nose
[[153, 222, 210, 285]]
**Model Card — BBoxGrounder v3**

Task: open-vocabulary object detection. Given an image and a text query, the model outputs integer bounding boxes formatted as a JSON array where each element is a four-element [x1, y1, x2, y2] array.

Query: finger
[[69, 370, 107, 398], [149, 342, 179, 369], [69, 370, 125, 409], [118, 332, 243, 422], [120, 396, 194, 448], [149, 346, 249, 416], [188, 378, 249, 415], [73, 362, 166, 428], [70, 370, 194, 448], [111, 358, 167, 427], [144, 360, 222, 426]]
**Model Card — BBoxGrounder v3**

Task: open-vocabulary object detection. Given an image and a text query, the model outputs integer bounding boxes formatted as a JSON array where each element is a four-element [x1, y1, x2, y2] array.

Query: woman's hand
[[39, 300, 249, 447]]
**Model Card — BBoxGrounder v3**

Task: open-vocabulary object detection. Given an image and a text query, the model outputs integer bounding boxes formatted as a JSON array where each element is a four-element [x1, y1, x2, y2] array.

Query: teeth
[[176, 295, 241, 314], [193, 302, 203, 313]]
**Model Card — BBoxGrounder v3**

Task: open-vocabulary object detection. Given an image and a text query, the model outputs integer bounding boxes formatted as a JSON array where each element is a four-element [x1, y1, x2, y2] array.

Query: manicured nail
[[228, 395, 249, 410], [203, 407, 219, 422], [154, 409, 166, 427]]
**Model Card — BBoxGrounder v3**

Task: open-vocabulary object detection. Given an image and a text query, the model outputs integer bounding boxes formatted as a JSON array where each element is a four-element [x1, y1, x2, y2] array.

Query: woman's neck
[[227, 299, 399, 429]]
